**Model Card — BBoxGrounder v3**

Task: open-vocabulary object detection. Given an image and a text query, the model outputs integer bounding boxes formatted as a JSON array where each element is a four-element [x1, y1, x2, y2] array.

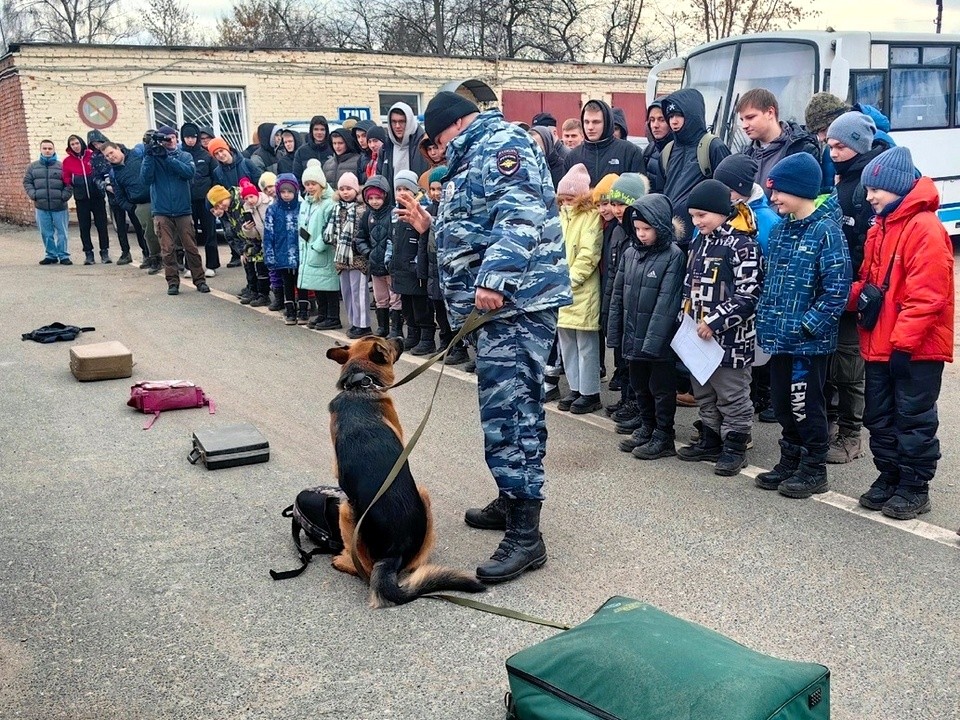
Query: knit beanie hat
[[363, 185, 386, 200], [394, 169, 421, 194], [688, 179, 733, 216], [206, 137, 230, 156], [275, 173, 299, 196], [557, 163, 591, 197], [805, 92, 848, 134], [766, 153, 822, 200], [180, 122, 199, 139], [608, 172, 649, 205], [592, 173, 620, 203], [239, 179, 260, 200], [532, 112, 557, 128], [424, 91, 480, 142], [713, 154, 758, 197], [428, 166, 448, 184], [337, 172, 361, 193], [258, 172, 277, 191], [206, 185, 231, 206], [861, 146, 916, 197], [366, 126, 387, 144], [301, 158, 326, 186], [827, 112, 876, 155]]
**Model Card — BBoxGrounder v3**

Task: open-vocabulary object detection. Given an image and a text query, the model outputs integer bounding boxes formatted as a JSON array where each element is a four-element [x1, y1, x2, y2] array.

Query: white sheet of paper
[[670, 314, 725, 386]]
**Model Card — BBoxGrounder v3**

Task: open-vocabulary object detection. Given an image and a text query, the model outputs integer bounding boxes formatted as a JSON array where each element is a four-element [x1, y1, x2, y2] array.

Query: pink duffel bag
[[127, 380, 215, 429]]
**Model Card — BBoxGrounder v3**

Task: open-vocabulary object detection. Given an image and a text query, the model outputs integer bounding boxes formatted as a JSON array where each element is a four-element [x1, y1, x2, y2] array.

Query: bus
[[646, 31, 960, 236]]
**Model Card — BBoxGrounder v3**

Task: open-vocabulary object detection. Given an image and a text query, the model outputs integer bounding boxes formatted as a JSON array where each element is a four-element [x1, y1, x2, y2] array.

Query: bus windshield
[[684, 40, 818, 150]]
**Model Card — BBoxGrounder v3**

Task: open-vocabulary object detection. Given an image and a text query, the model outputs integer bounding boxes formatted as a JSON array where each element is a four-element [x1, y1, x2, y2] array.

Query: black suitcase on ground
[[188, 423, 270, 469]]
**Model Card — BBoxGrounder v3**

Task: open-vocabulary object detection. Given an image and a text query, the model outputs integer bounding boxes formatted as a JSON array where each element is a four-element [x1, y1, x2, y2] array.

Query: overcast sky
[[192, 0, 960, 42]]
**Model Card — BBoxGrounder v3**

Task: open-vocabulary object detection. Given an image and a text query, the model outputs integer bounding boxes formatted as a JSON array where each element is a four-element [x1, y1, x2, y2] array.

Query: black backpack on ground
[[269, 485, 346, 580]]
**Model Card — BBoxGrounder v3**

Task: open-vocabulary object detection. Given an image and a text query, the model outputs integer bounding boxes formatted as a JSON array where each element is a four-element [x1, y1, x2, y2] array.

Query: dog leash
[[349, 307, 498, 582]]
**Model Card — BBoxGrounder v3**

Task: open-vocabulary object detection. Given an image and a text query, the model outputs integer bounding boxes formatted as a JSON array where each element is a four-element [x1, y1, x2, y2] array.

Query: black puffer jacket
[[389, 217, 428, 296], [181, 123, 214, 201], [607, 194, 686, 361], [600, 221, 628, 331], [564, 99, 645, 185], [250, 122, 279, 173], [660, 88, 732, 245], [23, 156, 72, 211], [355, 175, 392, 276], [276, 129, 301, 175], [293, 116, 334, 183], [110, 150, 151, 210]]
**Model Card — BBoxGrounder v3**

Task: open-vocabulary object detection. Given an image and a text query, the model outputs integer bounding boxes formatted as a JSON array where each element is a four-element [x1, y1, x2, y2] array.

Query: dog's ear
[[326, 345, 351, 365], [388, 337, 404, 361]]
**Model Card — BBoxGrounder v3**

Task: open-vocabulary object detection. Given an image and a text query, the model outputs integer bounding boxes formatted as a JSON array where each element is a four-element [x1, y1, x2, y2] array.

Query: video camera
[[144, 129, 173, 155]]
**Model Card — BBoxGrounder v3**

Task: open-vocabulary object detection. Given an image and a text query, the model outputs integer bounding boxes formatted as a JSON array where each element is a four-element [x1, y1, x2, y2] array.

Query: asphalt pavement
[[1, 224, 958, 720]]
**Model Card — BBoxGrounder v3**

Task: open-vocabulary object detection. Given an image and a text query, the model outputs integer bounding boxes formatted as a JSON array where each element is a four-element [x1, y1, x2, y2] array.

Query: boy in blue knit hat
[[755, 153, 851, 500]]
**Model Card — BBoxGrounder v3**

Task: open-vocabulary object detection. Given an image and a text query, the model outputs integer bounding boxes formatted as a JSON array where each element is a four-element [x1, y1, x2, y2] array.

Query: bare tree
[[140, 0, 197, 45], [23, 0, 133, 43], [676, 0, 817, 45], [0, 0, 37, 50]]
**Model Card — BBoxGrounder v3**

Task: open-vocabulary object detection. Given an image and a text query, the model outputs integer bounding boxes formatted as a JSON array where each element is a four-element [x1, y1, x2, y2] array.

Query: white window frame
[[145, 86, 249, 151]]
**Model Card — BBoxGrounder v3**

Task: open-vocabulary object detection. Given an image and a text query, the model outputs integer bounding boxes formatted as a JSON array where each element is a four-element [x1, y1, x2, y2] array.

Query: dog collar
[[342, 371, 386, 391]]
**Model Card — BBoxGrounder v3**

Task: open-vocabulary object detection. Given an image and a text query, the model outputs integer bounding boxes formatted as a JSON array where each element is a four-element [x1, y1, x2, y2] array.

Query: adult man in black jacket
[[292, 116, 334, 183], [181, 122, 218, 272], [101, 141, 148, 266], [563, 99, 644, 186]]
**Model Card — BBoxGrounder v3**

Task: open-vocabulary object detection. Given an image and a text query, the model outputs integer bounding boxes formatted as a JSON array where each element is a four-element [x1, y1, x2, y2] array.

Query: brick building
[[0, 43, 653, 224]]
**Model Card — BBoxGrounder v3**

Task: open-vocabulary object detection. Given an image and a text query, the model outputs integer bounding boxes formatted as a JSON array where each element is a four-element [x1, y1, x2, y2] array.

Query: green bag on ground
[[505, 597, 830, 720]]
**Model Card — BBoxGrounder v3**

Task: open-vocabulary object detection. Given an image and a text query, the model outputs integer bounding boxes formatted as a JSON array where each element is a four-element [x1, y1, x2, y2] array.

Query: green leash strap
[[350, 308, 498, 581], [426, 594, 571, 630]]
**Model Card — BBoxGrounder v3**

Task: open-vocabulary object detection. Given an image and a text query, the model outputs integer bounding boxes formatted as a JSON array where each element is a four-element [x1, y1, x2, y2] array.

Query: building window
[[147, 87, 249, 151], [379, 92, 421, 123]]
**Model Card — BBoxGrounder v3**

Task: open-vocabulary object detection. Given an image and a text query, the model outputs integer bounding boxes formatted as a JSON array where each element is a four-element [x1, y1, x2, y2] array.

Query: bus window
[[728, 41, 817, 151], [889, 45, 952, 129], [853, 72, 885, 109], [684, 44, 736, 132]]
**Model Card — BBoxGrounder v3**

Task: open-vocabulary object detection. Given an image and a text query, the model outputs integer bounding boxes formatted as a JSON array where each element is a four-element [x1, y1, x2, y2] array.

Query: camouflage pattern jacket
[[435, 109, 572, 326]]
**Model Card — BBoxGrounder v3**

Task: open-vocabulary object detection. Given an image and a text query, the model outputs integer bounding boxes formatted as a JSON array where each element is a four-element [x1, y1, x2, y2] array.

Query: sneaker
[[167, 285, 179, 296], [612, 401, 639, 423], [84, 251, 95, 266], [148, 262, 162, 275], [239, 293, 254, 305], [59, 258, 73, 265], [570, 393, 601, 414], [39, 257, 58, 265], [205, 268, 216, 278], [315, 318, 343, 330], [196, 282, 210, 293], [557, 391, 581, 411], [116, 252, 132, 265], [825, 430, 865, 464], [249, 293, 270, 307], [139, 259, 151, 269], [618, 425, 654, 452], [100, 252, 113, 264]]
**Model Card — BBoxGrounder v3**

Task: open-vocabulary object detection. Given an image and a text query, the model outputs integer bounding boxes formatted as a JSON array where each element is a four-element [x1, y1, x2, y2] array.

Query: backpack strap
[[269, 506, 328, 581], [659, 140, 674, 175], [696, 134, 717, 178]]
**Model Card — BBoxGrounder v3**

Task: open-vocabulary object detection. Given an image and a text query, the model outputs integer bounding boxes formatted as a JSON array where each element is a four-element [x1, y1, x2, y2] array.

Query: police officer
[[399, 91, 572, 584]]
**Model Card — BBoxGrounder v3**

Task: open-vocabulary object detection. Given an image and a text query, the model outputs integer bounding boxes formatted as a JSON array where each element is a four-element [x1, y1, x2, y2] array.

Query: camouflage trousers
[[475, 308, 558, 501]]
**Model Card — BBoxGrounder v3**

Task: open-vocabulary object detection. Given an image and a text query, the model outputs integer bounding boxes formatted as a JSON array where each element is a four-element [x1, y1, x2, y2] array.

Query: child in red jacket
[[850, 147, 954, 520]]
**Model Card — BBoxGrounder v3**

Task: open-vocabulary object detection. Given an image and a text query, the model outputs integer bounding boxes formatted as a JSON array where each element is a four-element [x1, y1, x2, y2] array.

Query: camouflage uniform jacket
[[435, 109, 572, 327]]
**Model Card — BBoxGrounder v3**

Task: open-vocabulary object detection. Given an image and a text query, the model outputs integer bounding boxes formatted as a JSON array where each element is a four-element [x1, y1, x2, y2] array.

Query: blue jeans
[[36, 209, 70, 260]]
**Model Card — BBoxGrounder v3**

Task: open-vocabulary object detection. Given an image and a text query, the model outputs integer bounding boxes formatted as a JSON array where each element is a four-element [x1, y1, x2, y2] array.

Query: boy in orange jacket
[[850, 147, 954, 520]]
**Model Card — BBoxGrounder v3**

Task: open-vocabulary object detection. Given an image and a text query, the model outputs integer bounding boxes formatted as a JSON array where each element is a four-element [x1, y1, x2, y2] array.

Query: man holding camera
[[140, 125, 210, 295]]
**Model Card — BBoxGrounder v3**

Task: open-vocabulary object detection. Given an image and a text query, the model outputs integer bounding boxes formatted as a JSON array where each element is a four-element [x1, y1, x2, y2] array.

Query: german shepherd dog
[[326, 336, 486, 608]]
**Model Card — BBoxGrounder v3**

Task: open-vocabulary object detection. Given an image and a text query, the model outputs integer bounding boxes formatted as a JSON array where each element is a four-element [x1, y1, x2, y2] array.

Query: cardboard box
[[70, 341, 133, 381]]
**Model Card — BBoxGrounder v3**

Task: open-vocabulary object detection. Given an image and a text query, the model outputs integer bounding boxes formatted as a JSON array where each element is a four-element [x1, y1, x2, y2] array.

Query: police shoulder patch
[[496, 149, 520, 176]]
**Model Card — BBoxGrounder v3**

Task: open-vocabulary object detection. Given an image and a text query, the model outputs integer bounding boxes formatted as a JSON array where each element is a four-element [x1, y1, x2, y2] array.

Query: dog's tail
[[369, 557, 486, 608]]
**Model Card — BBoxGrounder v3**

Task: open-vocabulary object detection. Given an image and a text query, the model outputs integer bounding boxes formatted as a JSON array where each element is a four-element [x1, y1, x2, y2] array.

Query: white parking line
[[217, 288, 960, 551]]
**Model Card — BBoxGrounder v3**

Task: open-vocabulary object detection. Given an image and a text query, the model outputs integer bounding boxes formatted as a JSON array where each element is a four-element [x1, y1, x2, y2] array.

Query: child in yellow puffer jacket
[[555, 163, 603, 414]]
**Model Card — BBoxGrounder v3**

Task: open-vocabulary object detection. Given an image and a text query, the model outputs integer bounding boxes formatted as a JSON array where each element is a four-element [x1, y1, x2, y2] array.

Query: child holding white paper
[[676, 180, 762, 476]]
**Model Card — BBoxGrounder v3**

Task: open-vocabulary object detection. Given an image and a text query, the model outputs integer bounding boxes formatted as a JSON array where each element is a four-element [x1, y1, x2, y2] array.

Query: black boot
[[297, 300, 310, 325], [84, 251, 95, 265], [347, 325, 373, 339], [618, 423, 654, 452], [557, 391, 581, 411], [858, 472, 900, 511], [464, 496, 507, 530], [476, 499, 547, 584], [100, 249, 112, 264], [614, 414, 647, 435], [404, 324, 421, 351], [632, 429, 676, 460], [375, 308, 390, 338], [677, 424, 722, 462], [612, 401, 639, 423], [714, 431, 751, 476], [316, 295, 342, 329], [755, 440, 803, 490], [388, 310, 404, 339], [570, 393, 601, 414], [881, 485, 931, 520], [148, 256, 162, 275], [268, 288, 284, 312], [778, 449, 829, 499], [444, 343, 469, 365], [411, 330, 437, 356], [116, 251, 132, 265], [283, 301, 297, 326], [239, 287, 255, 304]]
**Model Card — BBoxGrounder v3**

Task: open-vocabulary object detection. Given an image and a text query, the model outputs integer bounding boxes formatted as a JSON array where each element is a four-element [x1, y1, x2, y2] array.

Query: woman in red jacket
[[61, 134, 110, 265], [849, 146, 954, 520]]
